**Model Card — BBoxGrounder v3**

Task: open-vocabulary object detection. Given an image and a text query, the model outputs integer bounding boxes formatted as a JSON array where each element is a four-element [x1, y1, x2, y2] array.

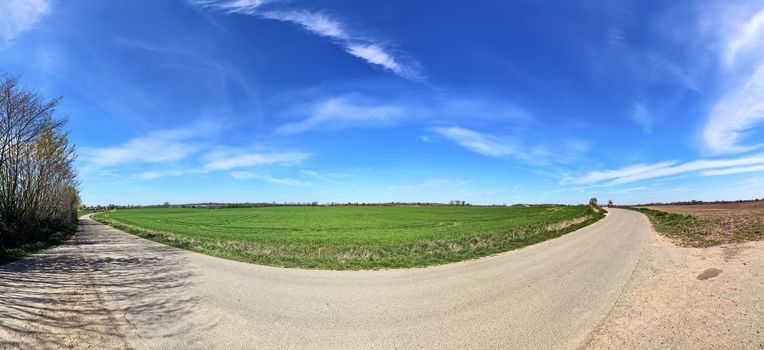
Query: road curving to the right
[[0, 208, 650, 349]]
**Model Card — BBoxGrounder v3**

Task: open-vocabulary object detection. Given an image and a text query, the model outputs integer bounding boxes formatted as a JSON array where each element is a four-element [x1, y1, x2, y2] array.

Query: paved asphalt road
[[0, 208, 649, 349]]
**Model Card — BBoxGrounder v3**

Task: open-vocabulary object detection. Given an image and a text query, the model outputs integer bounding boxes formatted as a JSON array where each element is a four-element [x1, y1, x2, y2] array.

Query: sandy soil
[[583, 227, 764, 349]]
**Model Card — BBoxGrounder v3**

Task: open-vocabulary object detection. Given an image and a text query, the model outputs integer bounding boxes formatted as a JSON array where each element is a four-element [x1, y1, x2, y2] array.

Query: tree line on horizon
[[0, 74, 79, 250], [82, 201, 579, 211], [86, 202, 479, 210]]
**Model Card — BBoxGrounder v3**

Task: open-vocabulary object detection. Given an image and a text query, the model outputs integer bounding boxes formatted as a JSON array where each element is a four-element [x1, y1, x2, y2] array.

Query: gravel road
[[0, 208, 649, 349]]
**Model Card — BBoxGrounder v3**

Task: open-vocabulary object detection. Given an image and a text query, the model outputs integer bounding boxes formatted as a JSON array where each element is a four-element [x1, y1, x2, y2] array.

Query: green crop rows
[[93, 205, 603, 270]]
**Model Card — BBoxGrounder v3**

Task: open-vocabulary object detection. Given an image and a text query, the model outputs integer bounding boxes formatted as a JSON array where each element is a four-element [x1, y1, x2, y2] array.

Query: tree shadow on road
[[0, 218, 215, 349]]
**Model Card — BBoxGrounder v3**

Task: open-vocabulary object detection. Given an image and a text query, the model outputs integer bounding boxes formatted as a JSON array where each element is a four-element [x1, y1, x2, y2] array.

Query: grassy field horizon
[[92, 205, 604, 270]]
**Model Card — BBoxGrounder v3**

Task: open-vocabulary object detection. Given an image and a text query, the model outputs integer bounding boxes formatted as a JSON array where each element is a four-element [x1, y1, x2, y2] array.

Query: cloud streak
[[79, 125, 210, 169], [261, 10, 346, 39], [702, 164, 764, 176], [703, 60, 764, 154], [276, 96, 403, 135], [574, 153, 764, 185], [0, 0, 50, 46], [204, 151, 310, 171], [724, 7, 764, 67], [430, 127, 591, 166], [631, 102, 653, 133], [80, 123, 310, 180], [704, 6, 764, 154], [191, 1, 422, 80], [387, 178, 473, 190], [432, 127, 519, 158], [230, 171, 312, 186], [274, 93, 533, 135]]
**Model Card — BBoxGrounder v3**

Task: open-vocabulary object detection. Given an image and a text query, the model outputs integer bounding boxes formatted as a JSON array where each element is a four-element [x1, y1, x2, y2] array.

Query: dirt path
[[583, 227, 764, 349]]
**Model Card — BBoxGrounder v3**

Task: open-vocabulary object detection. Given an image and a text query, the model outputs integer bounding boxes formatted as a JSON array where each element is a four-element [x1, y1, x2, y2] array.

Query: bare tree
[[0, 74, 79, 249]]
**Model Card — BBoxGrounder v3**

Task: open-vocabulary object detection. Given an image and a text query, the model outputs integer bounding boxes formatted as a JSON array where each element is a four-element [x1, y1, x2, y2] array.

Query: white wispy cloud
[[631, 102, 653, 133], [128, 151, 310, 180], [598, 23, 700, 93], [261, 10, 346, 39], [345, 43, 409, 78], [133, 169, 202, 180], [230, 171, 312, 186], [432, 127, 519, 158], [702, 164, 764, 176], [704, 5, 764, 154], [431, 126, 594, 166], [703, 59, 764, 154], [276, 95, 403, 135], [572, 162, 676, 185], [724, 7, 764, 67], [204, 151, 310, 171], [299, 169, 319, 177], [298, 169, 349, 185], [191, 1, 422, 80], [574, 153, 764, 185], [387, 178, 473, 190], [193, 0, 270, 14], [80, 124, 212, 169], [274, 93, 533, 135], [445, 99, 530, 122], [0, 0, 50, 46], [80, 123, 310, 180]]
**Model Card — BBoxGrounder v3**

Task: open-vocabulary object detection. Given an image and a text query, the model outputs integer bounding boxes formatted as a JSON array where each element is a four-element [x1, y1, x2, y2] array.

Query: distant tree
[[589, 197, 598, 206], [162, 201, 170, 208], [607, 199, 614, 207]]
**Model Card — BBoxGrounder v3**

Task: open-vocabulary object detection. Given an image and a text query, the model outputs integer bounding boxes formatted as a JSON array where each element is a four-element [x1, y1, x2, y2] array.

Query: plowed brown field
[[641, 201, 764, 245]]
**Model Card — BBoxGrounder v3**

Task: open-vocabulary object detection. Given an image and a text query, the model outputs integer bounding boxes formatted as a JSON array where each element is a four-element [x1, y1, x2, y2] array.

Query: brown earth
[[644, 200, 764, 221], [642, 201, 764, 245]]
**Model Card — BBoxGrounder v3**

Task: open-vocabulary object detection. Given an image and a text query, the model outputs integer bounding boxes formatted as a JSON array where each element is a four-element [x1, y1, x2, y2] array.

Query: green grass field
[[93, 205, 604, 269]]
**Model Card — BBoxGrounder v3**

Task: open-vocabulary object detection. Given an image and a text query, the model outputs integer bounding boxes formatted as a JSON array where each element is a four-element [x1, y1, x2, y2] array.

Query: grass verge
[[92, 206, 605, 270], [0, 224, 77, 265]]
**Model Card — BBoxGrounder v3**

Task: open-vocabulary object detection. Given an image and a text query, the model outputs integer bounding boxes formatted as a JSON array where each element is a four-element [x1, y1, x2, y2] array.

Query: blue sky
[[2, 0, 764, 205]]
